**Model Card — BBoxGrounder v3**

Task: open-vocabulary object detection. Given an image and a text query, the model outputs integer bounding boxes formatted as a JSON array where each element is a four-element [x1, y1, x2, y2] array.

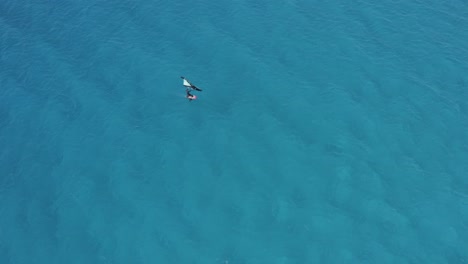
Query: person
[[186, 89, 197, 101]]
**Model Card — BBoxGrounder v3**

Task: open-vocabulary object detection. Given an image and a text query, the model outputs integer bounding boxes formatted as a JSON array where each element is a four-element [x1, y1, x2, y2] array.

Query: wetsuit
[[186, 89, 194, 101]]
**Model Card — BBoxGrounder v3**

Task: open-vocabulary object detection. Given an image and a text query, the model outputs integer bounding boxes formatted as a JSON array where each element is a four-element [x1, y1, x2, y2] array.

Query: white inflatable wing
[[183, 79, 192, 87]]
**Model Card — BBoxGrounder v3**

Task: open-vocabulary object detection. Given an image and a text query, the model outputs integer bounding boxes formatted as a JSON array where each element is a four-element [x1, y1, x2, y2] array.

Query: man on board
[[181, 76, 202, 101], [186, 89, 197, 101]]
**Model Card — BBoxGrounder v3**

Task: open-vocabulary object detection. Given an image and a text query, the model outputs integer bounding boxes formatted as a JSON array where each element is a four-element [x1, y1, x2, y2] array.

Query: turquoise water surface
[[1, 0, 468, 263]]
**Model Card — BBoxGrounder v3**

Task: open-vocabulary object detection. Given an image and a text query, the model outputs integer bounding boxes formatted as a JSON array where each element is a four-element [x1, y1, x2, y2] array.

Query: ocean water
[[1, 0, 468, 263]]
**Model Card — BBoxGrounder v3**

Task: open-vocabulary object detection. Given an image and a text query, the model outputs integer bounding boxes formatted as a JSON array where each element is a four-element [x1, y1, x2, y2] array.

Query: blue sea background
[[1, 0, 468, 263]]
